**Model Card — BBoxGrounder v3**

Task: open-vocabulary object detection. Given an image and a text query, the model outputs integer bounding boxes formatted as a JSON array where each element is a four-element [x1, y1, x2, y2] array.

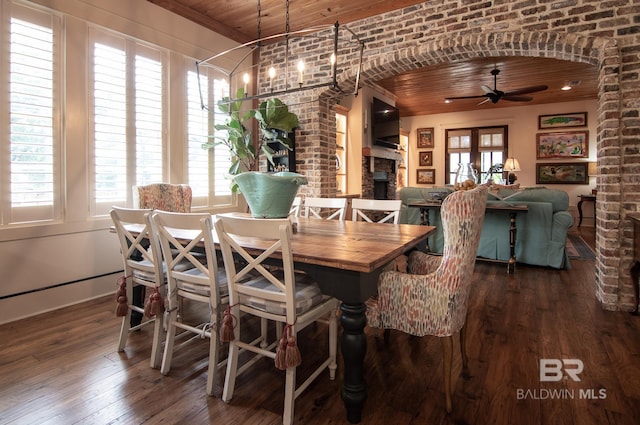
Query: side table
[[577, 194, 596, 227]]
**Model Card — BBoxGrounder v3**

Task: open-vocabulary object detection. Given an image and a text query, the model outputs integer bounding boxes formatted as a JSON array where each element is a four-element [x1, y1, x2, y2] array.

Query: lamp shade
[[588, 161, 597, 176], [503, 157, 521, 172]]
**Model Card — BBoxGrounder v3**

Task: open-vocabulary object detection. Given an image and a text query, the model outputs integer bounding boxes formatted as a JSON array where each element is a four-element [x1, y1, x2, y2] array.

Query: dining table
[[270, 216, 434, 423], [116, 214, 435, 423]]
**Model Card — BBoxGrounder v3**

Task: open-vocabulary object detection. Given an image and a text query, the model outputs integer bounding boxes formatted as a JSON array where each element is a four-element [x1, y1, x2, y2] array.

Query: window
[[89, 29, 167, 216], [186, 65, 232, 208], [445, 126, 507, 184], [1, 4, 62, 225]]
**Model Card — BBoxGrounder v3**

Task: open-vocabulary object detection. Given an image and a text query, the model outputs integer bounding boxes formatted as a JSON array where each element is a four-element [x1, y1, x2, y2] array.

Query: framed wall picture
[[538, 112, 587, 129], [417, 128, 434, 148], [419, 151, 433, 166], [416, 169, 436, 184], [536, 162, 588, 184], [536, 131, 589, 159]]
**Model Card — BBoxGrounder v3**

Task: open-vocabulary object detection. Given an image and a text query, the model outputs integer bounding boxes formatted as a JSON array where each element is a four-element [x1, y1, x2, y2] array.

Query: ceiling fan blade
[[477, 98, 491, 106], [502, 95, 533, 102], [505, 85, 548, 96], [481, 85, 495, 94], [445, 94, 488, 101]]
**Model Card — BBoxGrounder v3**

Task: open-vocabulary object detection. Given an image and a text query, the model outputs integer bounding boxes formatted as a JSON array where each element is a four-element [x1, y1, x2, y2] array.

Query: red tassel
[[285, 334, 302, 368], [144, 287, 165, 317], [220, 305, 236, 342], [275, 324, 301, 370], [115, 276, 128, 317], [275, 329, 289, 370]]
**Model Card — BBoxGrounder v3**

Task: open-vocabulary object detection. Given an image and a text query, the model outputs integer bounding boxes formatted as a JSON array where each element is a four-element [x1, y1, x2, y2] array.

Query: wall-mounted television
[[371, 97, 400, 149]]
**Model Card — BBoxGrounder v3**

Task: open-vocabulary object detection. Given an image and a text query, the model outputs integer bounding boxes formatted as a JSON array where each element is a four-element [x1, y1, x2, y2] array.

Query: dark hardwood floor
[[2, 226, 639, 425]]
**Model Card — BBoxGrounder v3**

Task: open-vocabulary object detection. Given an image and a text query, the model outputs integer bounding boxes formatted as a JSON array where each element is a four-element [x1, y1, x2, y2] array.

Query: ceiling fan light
[[562, 80, 581, 91]]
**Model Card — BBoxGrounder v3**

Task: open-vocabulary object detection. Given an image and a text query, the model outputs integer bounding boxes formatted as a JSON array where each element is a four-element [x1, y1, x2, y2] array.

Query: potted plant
[[204, 88, 307, 218]]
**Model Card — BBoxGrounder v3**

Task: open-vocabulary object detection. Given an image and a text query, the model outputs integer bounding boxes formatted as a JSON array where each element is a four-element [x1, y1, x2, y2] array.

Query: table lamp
[[503, 157, 520, 185]]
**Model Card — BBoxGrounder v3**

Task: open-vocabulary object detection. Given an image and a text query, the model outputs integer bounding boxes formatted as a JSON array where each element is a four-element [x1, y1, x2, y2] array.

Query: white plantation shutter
[[3, 6, 62, 225], [187, 70, 211, 201], [186, 66, 232, 208], [93, 41, 127, 209], [135, 55, 163, 185], [90, 29, 167, 215]]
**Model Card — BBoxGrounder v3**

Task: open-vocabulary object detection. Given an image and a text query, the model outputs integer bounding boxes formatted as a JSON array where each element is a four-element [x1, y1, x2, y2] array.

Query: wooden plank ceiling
[[148, 0, 598, 116]]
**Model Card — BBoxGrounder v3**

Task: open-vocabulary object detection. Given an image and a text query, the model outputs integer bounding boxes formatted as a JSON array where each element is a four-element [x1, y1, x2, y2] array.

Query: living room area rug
[[566, 233, 596, 260]]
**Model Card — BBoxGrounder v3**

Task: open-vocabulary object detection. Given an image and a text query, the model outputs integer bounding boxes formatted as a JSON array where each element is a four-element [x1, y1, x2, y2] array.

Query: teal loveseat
[[398, 186, 574, 269]]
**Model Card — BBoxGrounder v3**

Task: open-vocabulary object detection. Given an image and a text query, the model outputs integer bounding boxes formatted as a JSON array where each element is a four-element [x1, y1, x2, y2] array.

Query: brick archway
[[310, 30, 627, 310]]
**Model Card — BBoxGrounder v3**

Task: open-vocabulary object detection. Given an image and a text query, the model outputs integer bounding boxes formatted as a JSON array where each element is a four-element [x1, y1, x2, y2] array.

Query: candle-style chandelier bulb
[[268, 66, 276, 91], [242, 72, 250, 95]]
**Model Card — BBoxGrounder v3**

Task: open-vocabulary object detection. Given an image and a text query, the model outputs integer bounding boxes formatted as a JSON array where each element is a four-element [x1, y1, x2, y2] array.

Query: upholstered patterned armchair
[[366, 186, 488, 413], [134, 183, 192, 213]]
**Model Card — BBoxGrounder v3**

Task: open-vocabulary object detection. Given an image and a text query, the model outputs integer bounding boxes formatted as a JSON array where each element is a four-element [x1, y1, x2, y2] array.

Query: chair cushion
[[239, 273, 324, 315], [176, 268, 228, 297], [132, 259, 194, 282]]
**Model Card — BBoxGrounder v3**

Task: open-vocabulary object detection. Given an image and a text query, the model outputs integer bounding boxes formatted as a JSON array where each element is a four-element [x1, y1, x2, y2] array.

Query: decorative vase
[[454, 163, 478, 191], [233, 171, 308, 218]]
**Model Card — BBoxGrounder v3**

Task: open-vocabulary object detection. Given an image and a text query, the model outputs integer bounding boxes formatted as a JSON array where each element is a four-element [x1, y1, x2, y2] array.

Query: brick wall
[[259, 1, 640, 311]]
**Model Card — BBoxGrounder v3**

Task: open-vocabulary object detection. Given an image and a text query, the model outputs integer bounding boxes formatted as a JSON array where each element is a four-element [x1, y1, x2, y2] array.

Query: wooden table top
[[121, 214, 435, 274], [284, 216, 435, 273]]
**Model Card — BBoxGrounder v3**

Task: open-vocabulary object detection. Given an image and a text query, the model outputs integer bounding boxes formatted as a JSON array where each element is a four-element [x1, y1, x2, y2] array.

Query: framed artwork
[[417, 128, 434, 148], [536, 131, 589, 159], [536, 162, 588, 184], [419, 151, 433, 166], [539, 112, 587, 129], [416, 169, 436, 184]]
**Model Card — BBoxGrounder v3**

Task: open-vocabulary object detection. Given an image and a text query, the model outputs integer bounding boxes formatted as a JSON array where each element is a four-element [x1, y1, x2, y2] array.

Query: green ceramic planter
[[233, 171, 308, 218]]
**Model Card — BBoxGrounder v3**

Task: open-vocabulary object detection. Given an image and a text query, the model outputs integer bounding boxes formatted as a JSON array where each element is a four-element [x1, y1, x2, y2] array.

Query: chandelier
[[196, 0, 365, 106]]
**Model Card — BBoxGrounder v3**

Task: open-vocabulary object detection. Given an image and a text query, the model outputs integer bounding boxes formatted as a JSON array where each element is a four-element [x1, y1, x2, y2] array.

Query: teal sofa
[[398, 186, 574, 269]]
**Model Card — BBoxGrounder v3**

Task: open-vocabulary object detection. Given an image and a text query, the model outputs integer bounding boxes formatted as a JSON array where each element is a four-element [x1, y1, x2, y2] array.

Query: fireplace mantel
[[362, 146, 403, 172]]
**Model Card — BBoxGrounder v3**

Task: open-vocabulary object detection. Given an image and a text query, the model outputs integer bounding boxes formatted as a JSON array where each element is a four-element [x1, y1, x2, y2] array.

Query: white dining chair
[[150, 211, 229, 396], [129, 183, 193, 329], [214, 214, 339, 425], [110, 207, 166, 369], [351, 198, 402, 224], [301, 196, 347, 220], [289, 196, 303, 217]]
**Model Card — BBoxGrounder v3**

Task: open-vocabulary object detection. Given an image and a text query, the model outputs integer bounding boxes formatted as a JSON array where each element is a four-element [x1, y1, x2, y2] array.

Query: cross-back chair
[[110, 206, 166, 368], [214, 213, 339, 425], [366, 186, 488, 413], [289, 196, 303, 217], [129, 183, 192, 327], [351, 198, 402, 224], [301, 196, 347, 220], [151, 211, 233, 395]]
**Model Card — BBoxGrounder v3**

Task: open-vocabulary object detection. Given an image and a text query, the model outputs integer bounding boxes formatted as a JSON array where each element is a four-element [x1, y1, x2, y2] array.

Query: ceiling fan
[[445, 68, 548, 105]]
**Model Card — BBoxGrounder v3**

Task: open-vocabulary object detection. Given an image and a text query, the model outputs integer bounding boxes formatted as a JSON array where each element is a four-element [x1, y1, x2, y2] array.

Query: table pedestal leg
[[630, 261, 640, 315], [340, 302, 367, 423], [508, 212, 517, 274], [578, 199, 585, 227]]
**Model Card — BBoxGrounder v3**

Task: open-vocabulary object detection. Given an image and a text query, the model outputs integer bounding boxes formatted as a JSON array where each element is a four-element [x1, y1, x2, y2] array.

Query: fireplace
[[361, 156, 397, 200], [373, 172, 389, 200]]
